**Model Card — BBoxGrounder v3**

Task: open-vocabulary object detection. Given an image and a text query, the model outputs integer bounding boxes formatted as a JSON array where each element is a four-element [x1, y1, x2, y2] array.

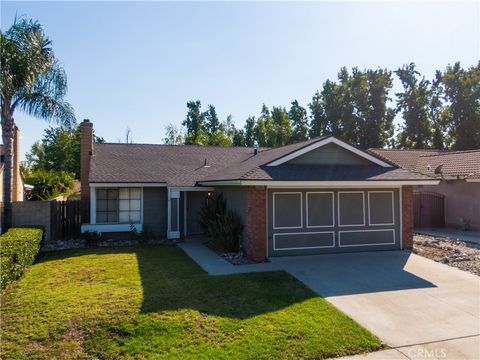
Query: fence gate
[[413, 191, 445, 228], [50, 200, 82, 240]]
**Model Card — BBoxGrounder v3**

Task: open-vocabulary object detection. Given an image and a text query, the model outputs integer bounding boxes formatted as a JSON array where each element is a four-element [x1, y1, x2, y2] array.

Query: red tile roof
[[368, 148, 480, 180]]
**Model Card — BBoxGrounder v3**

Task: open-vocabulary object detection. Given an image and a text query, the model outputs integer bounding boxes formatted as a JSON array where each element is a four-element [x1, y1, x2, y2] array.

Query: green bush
[[82, 231, 102, 247], [0, 227, 44, 290], [23, 169, 75, 200], [199, 194, 244, 253]]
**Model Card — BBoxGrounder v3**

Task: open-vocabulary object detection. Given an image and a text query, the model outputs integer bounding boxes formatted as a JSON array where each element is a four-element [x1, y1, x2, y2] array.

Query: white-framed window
[[273, 192, 303, 229], [96, 187, 142, 224], [368, 191, 395, 226], [306, 191, 335, 228]]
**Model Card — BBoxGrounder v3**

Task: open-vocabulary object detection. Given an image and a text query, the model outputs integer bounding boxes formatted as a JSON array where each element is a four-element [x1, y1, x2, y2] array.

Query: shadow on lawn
[[135, 245, 316, 318], [37, 245, 316, 319]]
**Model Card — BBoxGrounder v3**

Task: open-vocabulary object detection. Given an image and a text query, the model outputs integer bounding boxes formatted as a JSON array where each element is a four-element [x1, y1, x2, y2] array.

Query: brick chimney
[[80, 119, 93, 223], [12, 126, 23, 201]]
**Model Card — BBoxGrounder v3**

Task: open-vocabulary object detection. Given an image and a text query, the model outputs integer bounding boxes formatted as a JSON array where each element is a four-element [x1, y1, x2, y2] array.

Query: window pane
[[97, 200, 108, 212], [96, 212, 107, 223], [130, 188, 141, 199], [119, 188, 130, 199], [107, 211, 118, 223], [119, 211, 130, 223], [108, 189, 118, 199], [108, 199, 118, 211], [130, 199, 141, 211], [129, 211, 141, 223], [119, 199, 130, 211], [97, 189, 107, 200]]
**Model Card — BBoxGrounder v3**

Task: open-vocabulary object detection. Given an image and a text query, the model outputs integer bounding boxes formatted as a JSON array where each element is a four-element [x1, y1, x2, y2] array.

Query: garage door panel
[[273, 192, 302, 229], [274, 232, 335, 250], [307, 192, 334, 227], [268, 189, 400, 256], [339, 229, 395, 247]]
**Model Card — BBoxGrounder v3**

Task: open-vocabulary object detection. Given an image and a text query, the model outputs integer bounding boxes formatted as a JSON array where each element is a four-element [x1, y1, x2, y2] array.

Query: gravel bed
[[413, 233, 480, 276]]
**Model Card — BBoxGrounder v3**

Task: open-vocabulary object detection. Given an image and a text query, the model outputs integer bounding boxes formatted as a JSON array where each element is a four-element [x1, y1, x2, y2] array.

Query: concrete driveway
[[271, 251, 480, 359], [180, 242, 480, 359]]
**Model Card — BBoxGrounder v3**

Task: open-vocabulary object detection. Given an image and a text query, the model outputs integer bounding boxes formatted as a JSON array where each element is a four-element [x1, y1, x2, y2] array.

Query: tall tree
[[439, 62, 480, 150], [244, 116, 256, 147], [182, 100, 207, 145], [289, 100, 309, 142], [205, 104, 220, 135], [25, 124, 104, 179], [395, 63, 433, 149], [271, 106, 292, 146], [1, 18, 75, 227], [164, 123, 184, 145]]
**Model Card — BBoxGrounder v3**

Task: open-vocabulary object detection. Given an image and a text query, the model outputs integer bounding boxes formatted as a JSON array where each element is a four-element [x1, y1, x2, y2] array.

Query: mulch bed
[[413, 233, 480, 276]]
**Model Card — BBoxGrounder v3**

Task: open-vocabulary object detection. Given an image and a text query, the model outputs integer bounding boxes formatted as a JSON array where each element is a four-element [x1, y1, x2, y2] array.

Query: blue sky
[[1, 1, 479, 159]]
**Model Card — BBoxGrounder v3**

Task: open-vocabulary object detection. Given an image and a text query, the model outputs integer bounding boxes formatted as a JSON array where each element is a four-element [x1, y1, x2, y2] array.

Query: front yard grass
[[1, 246, 383, 359]]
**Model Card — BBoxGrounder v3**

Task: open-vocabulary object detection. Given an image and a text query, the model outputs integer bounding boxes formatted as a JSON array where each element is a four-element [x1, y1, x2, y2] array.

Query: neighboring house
[[79, 120, 438, 260], [0, 126, 31, 203], [368, 148, 480, 231]]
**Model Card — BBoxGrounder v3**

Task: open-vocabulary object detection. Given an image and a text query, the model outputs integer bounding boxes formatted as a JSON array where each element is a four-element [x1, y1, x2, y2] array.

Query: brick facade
[[80, 120, 93, 224], [245, 186, 267, 261], [402, 185, 414, 249]]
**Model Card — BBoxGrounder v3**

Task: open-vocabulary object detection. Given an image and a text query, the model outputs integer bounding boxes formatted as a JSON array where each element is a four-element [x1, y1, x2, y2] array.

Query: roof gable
[[267, 137, 392, 167]]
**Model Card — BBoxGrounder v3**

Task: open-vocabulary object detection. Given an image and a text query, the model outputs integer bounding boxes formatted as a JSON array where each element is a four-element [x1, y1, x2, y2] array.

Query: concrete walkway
[[415, 228, 480, 244], [178, 241, 480, 360]]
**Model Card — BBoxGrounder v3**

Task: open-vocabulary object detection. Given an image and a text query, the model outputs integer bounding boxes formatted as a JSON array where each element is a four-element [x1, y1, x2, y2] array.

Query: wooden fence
[[50, 200, 83, 241], [413, 191, 445, 228]]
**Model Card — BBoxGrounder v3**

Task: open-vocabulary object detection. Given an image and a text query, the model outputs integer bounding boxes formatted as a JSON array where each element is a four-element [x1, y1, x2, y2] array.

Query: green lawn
[[1, 245, 383, 359]]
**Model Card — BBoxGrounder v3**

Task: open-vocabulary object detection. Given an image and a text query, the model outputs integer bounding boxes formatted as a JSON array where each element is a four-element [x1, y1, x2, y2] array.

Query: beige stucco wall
[[416, 181, 480, 230]]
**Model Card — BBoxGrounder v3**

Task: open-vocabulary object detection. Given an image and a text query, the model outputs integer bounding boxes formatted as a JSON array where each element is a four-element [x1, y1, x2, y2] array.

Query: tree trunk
[[1, 97, 15, 231]]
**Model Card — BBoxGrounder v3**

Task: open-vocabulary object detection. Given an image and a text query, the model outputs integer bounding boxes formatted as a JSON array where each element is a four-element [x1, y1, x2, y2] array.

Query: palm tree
[[1, 18, 75, 229]]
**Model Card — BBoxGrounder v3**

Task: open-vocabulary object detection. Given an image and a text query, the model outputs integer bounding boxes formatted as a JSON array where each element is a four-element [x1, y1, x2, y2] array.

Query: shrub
[[0, 227, 43, 290], [23, 169, 75, 200], [199, 194, 244, 253], [82, 231, 102, 247]]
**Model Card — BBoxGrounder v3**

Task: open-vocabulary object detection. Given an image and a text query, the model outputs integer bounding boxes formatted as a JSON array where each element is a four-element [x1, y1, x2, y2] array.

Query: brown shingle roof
[[89, 137, 436, 186], [368, 148, 480, 180]]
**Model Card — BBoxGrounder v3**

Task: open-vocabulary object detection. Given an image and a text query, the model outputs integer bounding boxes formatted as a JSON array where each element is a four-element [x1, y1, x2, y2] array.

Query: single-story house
[[368, 148, 480, 231], [79, 120, 438, 260]]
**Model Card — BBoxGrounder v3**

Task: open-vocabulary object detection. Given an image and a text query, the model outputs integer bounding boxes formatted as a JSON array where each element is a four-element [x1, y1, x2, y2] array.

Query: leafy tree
[[23, 169, 75, 200], [1, 18, 75, 227], [164, 123, 184, 145], [289, 100, 309, 142], [205, 106, 232, 146], [254, 116, 268, 147], [395, 63, 433, 149], [429, 75, 448, 149], [271, 106, 293, 146], [182, 100, 208, 145], [25, 124, 103, 179], [243, 116, 256, 147], [438, 62, 480, 150]]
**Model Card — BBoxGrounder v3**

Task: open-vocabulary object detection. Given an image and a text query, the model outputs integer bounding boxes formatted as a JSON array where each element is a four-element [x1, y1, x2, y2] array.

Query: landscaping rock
[[413, 233, 480, 276]]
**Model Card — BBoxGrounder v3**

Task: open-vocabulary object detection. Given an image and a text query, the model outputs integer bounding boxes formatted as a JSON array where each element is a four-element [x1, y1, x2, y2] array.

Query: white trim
[[368, 191, 395, 226], [90, 182, 166, 188], [273, 231, 335, 251], [170, 186, 215, 192], [90, 187, 96, 224], [184, 191, 188, 237], [167, 189, 180, 239], [266, 137, 393, 167], [399, 187, 403, 250], [306, 191, 335, 228], [198, 180, 439, 187], [90, 186, 143, 226], [338, 229, 395, 247], [337, 191, 366, 227], [272, 192, 303, 229], [466, 178, 480, 182], [266, 186, 269, 258], [81, 223, 143, 233]]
